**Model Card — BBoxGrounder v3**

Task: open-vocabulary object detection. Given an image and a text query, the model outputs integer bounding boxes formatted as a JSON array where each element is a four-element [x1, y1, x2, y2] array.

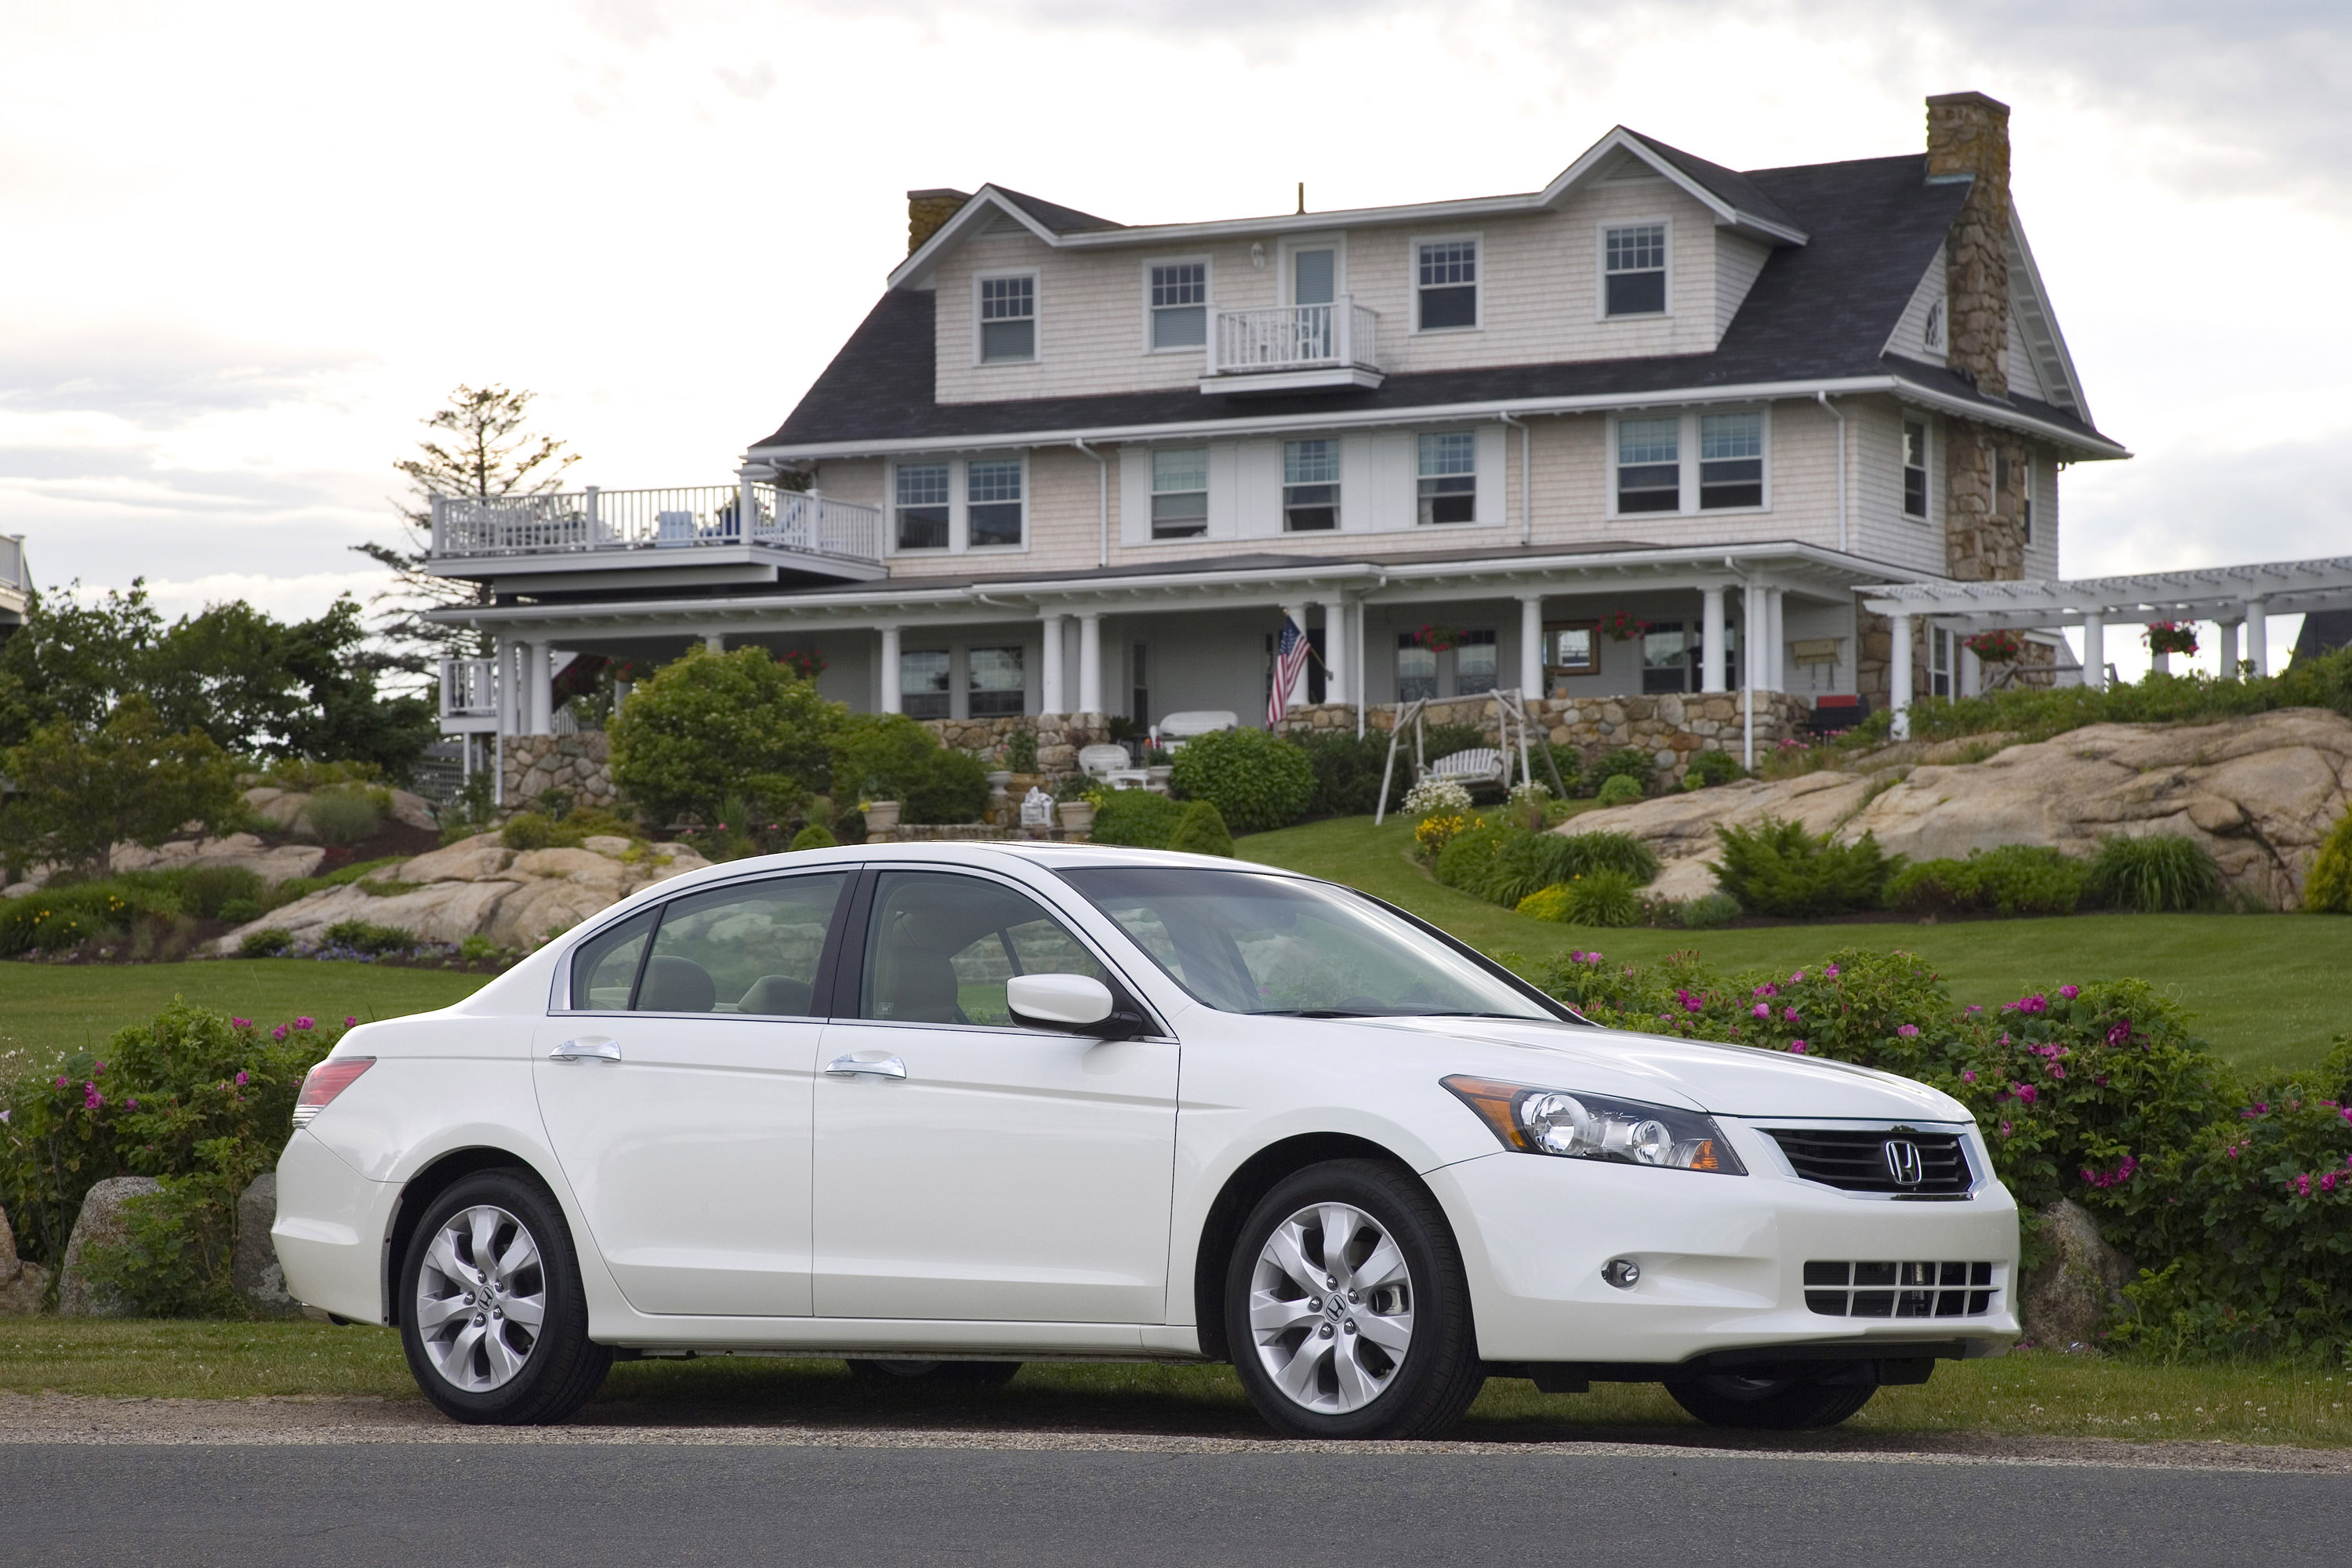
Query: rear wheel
[[1224, 1160, 1484, 1440], [1665, 1371, 1878, 1430], [398, 1170, 611, 1425], [846, 1359, 1022, 1386]]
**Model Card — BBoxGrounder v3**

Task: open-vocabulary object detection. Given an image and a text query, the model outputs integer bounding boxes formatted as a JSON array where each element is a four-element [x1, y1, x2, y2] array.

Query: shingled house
[[429, 91, 2121, 769]]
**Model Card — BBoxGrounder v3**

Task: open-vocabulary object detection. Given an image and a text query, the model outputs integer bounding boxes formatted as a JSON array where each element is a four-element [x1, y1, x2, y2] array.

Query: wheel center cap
[[1323, 1294, 1346, 1320]]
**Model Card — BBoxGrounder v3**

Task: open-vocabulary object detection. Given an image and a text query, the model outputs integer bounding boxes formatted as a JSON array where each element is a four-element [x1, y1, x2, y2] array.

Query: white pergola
[[1858, 554, 2352, 733]]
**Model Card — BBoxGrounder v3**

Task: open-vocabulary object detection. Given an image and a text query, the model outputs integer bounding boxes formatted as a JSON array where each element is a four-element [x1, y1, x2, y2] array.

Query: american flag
[[1268, 615, 1310, 725]]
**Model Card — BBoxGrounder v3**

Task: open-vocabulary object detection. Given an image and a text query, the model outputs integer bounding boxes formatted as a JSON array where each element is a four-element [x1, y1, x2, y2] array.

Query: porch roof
[[1858, 555, 2352, 630]]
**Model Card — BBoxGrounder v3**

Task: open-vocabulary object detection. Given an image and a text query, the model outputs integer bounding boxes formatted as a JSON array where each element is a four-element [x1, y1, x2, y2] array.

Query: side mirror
[[1007, 973, 1134, 1036]]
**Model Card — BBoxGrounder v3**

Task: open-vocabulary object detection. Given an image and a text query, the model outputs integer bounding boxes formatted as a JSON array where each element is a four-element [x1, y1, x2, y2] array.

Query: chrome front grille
[[1804, 1260, 1996, 1318], [1767, 1128, 1973, 1196]]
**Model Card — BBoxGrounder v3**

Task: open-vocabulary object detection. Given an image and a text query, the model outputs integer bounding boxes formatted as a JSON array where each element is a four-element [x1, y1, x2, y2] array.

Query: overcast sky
[[5, 0, 2347, 676]]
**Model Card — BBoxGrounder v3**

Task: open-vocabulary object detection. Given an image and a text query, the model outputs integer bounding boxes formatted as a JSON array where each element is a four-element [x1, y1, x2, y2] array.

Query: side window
[[634, 873, 849, 1016], [860, 870, 1109, 1028], [569, 906, 657, 1011]]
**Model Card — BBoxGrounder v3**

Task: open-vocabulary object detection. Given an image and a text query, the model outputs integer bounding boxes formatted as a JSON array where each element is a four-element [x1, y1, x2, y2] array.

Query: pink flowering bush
[[0, 1002, 349, 1313]]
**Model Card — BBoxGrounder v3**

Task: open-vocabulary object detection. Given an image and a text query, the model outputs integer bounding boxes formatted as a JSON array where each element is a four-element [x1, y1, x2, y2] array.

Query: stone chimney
[[1926, 91, 2012, 398], [906, 188, 970, 256]]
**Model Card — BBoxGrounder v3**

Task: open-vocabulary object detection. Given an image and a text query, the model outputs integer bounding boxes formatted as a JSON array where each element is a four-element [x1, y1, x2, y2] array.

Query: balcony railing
[[430, 482, 882, 566], [1207, 297, 1381, 381]]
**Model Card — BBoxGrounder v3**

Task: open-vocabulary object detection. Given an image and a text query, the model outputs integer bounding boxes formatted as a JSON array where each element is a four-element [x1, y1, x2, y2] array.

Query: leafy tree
[[608, 647, 844, 828], [354, 383, 579, 666], [0, 696, 241, 878], [829, 712, 940, 803]]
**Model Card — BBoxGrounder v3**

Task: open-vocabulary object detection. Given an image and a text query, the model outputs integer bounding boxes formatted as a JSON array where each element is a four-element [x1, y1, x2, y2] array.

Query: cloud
[[713, 60, 775, 100], [0, 325, 372, 430]]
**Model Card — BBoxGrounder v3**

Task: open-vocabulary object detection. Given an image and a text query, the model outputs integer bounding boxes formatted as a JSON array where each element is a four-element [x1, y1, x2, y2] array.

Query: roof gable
[[1538, 127, 1807, 244]]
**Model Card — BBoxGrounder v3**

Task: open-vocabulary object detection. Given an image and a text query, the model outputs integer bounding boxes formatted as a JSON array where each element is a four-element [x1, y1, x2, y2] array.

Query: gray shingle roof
[[1619, 129, 1803, 234], [756, 153, 2114, 455], [991, 186, 1123, 234]]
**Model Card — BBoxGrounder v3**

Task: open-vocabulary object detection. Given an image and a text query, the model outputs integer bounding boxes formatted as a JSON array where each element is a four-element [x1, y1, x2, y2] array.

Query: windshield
[[1054, 865, 1559, 1020]]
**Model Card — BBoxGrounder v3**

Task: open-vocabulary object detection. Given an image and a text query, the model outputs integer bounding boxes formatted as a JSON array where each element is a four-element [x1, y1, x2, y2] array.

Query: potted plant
[[1414, 624, 1465, 652], [2144, 621, 2198, 657], [1596, 611, 1648, 643], [1962, 629, 2024, 663], [1142, 745, 1174, 791], [1053, 777, 1099, 835]]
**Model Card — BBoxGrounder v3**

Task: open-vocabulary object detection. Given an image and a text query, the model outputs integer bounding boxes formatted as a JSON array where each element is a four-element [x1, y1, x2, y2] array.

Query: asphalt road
[[3, 1443, 2346, 1567]]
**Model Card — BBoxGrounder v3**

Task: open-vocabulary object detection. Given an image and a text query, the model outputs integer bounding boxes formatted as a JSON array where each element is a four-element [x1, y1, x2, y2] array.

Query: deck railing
[[441, 657, 499, 723], [431, 482, 881, 564], [1209, 298, 1379, 377]]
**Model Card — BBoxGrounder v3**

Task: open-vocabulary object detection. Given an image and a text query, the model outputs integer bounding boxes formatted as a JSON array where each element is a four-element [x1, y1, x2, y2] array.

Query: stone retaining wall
[[919, 713, 1109, 776], [502, 734, 619, 812]]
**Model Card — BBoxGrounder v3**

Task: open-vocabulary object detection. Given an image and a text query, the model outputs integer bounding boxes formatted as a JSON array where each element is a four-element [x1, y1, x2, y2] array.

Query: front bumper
[[1430, 1131, 2020, 1367]]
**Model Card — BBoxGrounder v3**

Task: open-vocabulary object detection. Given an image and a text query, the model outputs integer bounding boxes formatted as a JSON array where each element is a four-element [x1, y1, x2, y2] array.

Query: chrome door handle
[[823, 1054, 906, 1080], [549, 1038, 622, 1062]]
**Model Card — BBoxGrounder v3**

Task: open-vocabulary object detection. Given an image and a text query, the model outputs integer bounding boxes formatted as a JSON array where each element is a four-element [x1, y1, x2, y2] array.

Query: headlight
[[1442, 1075, 1746, 1174]]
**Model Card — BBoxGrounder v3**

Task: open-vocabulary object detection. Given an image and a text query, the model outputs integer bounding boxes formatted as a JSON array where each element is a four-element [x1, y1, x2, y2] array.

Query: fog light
[[1603, 1258, 1641, 1290]]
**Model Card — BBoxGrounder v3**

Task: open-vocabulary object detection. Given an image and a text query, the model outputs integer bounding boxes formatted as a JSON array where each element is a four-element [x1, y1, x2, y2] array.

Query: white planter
[[1056, 800, 1096, 834], [863, 800, 902, 833]]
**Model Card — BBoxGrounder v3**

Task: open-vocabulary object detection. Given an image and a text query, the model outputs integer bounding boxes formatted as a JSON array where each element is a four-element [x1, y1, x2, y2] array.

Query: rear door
[[811, 867, 1179, 1324], [534, 870, 850, 1317]]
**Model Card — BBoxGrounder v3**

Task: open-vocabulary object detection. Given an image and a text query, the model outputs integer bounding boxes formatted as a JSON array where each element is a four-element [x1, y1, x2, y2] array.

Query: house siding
[[1885, 244, 1950, 365], [2004, 306, 2049, 403], [1714, 232, 1770, 339], [1849, 399, 1948, 578]]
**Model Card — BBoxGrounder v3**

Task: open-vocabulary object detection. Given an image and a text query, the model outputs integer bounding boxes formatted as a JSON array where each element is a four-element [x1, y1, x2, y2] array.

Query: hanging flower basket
[[1414, 624, 1465, 652], [777, 648, 829, 681], [1596, 611, 1649, 643], [2144, 621, 2199, 657], [1962, 629, 2024, 663]]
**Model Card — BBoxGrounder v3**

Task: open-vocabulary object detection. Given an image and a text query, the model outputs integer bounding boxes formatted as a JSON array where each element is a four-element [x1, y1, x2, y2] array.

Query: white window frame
[[1603, 407, 1771, 520], [1279, 234, 1348, 307], [972, 268, 1041, 367], [1142, 256, 1212, 355], [1282, 437, 1341, 532], [890, 458, 954, 554], [1595, 217, 1672, 322], [1902, 418, 1933, 524], [1696, 408, 1768, 514], [1414, 429, 1480, 526], [1408, 232, 1483, 335], [2020, 453, 2035, 545], [964, 452, 1029, 553], [1148, 446, 1210, 539]]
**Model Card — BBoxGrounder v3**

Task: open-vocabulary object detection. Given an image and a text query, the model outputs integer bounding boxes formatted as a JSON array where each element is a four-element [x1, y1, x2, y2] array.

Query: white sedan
[[276, 842, 2019, 1438]]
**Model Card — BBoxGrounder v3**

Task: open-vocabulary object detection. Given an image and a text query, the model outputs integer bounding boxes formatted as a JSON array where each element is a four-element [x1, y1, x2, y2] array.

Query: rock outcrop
[[233, 1174, 298, 1316], [1558, 709, 2352, 911], [0, 1204, 53, 1316], [55, 1177, 163, 1317], [212, 832, 712, 953], [2020, 1199, 2134, 1351]]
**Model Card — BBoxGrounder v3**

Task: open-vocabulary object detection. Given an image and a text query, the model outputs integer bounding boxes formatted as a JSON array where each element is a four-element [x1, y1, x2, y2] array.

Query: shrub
[[321, 918, 413, 955], [237, 927, 295, 957], [1540, 743, 1581, 795], [1595, 774, 1644, 808], [2305, 808, 2352, 913], [1402, 777, 1473, 819], [1887, 844, 2089, 918], [0, 696, 241, 878], [789, 823, 837, 852], [299, 786, 386, 846], [831, 712, 940, 805], [902, 748, 991, 826], [0, 880, 190, 956], [1682, 750, 1744, 790], [1168, 728, 1315, 834], [458, 934, 501, 963], [176, 865, 266, 920], [1676, 891, 1742, 929], [1437, 824, 1658, 908], [609, 645, 844, 827], [1553, 829, 1659, 884], [1166, 800, 1236, 857], [1712, 816, 1897, 917], [1291, 732, 1406, 818], [1090, 789, 1189, 848], [1414, 813, 1469, 862], [1591, 747, 1653, 792], [1562, 869, 1646, 927], [214, 896, 263, 926], [1004, 728, 1039, 775], [2086, 833, 2222, 913], [1515, 884, 1573, 922], [499, 811, 564, 851]]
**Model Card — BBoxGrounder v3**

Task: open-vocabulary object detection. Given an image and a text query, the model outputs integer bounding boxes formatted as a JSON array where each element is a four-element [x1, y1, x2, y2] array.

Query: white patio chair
[[1078, 744, 1135, 779]]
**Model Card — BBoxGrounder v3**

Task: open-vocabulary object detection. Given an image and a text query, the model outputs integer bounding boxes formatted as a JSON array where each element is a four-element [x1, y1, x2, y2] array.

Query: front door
[[812, 869, 1178, 1324], [534, 870, 850, 1317]]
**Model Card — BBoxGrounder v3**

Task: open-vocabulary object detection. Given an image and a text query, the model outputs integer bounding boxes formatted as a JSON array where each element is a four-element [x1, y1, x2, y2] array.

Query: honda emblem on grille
[[1882, 1139, 1925, 1186]]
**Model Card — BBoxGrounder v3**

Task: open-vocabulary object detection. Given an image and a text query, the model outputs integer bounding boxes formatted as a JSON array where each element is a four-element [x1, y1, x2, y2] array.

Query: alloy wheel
[[413, 1203, 547, 1393], [1247, 1200, 1414, 1415]]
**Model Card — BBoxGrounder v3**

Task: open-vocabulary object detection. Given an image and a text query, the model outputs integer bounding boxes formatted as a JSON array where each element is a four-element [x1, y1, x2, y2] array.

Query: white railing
[[441, 656, 499, 722], [431, 482, 882, 564], [1210, 297, 1379, 377]]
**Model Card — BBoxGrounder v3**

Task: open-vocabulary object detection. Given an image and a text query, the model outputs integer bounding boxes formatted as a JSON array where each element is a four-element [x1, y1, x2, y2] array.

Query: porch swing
[[1371, 688, 1567, 825]]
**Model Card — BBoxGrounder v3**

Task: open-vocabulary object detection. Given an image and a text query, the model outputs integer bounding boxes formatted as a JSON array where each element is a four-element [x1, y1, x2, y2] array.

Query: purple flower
[[343, 1015, 358, 1027], [1788, 1040, 1809, 1054], [2226, 1145, 2241, 1160], [92, 1062, 104, 1076], [2295, 1174, 2313, 1198], [1999, 1119, 2013, 1137], [2014, 1083, 2039, 1105], [234, 1071, 249, 1087], [2323, 1172, 2339, 1194], [1751, 1003, 1771, 1018], [1961, 1069, 1977, 1083], [2049, 1064, 2066, 1081], [272, 1025, 288, 1041], [1783, 1006, 1801, 1024], [1896, 1024, 1920, 1038], [2058, 985, 2080, 1000], [1789, 971, 1806, 984], [82, 1083, 102, 1112], [1753, 982, 1779, 999], [1824, 964, 1840, 978], [2105, 1022, 2132, 1047], [53, 1076, 67, 1090], [292, 1017, 314, 1031], [231, 1017, 251, 1029], [124, 1098, 137, 1112], [1965, 1004, 1984, 1015]]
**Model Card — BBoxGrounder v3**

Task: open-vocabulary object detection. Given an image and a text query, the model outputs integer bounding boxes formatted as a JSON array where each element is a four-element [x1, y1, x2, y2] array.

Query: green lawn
[[0, 959, 488, 1080], [1237, 815, 2352, 1076], [2, 1322, 2346, 1447]]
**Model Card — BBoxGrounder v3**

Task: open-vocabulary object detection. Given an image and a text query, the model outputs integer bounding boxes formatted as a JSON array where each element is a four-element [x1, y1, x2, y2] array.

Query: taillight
[[292, 1057, 376, 1127]]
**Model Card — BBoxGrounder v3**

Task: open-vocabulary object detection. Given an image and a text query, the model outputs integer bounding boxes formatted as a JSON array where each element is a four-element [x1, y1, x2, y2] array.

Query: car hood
[[1342, 1014, 1969, 1122]]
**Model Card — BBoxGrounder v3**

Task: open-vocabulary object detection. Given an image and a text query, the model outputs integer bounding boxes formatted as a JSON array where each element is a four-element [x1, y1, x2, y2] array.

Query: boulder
[[217, 878, 523, 951], [0, 1204, 53, 1316], [233, 1174, 298, 1316], [1559, 708, 2352, 912], [107, 832, 326, 887], [2020, 1198, 2134, 1351], [55, 1177, 163, 1317], [387, 789, 438, 831], [241, 786, 310, 829], [397, 834, 517, 884]]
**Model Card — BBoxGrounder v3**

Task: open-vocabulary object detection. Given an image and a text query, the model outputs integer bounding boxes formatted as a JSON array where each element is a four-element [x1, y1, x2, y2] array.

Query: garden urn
[[1056, 800, 1096, 836], [863, 800, 902, 833]]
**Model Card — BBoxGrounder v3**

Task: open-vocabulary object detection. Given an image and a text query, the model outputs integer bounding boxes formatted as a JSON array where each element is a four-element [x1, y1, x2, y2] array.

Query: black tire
[[1224, 1159, 1485, 1440], [397, 1169, 612, 1425], [846, 1359, 1022, 1387], [1665, 1371, 1878, 1430]]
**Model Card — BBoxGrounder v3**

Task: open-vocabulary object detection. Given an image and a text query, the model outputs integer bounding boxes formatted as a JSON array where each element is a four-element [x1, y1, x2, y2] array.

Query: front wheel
[[1225, 1160, 1484, 1440], [1666, 1371, 1878, 1430], [398, 1170, 612, 1425], [846, 1359, 1022, 1386]]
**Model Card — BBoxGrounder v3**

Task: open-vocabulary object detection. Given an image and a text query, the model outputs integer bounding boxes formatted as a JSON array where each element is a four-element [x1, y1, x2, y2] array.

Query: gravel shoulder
[[5, 1392, 2348, 1473]]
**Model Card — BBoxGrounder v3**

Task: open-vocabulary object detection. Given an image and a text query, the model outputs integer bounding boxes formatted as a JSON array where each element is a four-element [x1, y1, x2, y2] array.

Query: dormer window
[[1149, 263, 1207, 350], [1416, 239, 1479, 331], [978, 274, 1036, 362], [1603, 224, 1668, 317]]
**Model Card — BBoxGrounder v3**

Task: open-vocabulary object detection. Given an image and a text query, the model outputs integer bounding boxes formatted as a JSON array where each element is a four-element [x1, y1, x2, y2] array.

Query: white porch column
[[1764, 588, 1785, 691], [1040, 613, 1066, 714], [1279, 601, 1307, 709], [1740, 586, 1759, 769], [526, 641, 554, 736], [494, 637, 517, 740], [1323, 597, 1350, 705], [2216, 618, 2242, 679], [878, 625, 902, 714], [1077, 612, 1103, 715], [1700, 586, 1727, 693], [1518, 594, 1544, 697], [2080, 612, 2105, 691], [613, 679, 633, 713], [703, 632, 725, 654], [1889, 612, 1914, 739], [2246, 598, 2270, 677]]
